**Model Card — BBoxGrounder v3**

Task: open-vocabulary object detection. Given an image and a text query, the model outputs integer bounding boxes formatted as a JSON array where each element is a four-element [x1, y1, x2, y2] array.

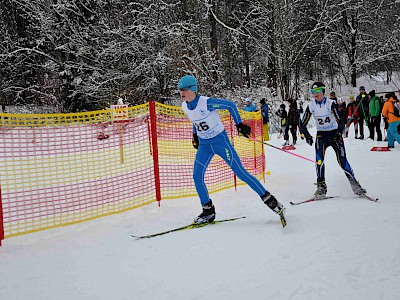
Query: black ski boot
[[261, 192, 286, 227], [261, 192, 284, 214], [194, 200, 216, 224], [314, 181, 327, 199], [350, 180, 367, 196]]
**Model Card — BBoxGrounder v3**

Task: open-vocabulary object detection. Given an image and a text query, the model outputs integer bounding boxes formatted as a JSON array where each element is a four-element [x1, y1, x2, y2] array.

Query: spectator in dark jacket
[[338, 98, 347, 123], [284, 98, 298, 146], [329, 91, 338, 103], [276, 104, 288, 141], [355, 86, 370, 139], [260, 98, 270, 141]]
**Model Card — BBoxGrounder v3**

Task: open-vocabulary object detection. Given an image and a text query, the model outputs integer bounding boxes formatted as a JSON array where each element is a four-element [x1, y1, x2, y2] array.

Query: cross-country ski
[[131, 216, 246, 239]]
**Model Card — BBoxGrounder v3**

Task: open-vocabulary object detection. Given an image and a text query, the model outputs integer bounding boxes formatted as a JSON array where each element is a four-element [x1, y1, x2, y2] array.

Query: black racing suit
[[299, 99, 358, 184]]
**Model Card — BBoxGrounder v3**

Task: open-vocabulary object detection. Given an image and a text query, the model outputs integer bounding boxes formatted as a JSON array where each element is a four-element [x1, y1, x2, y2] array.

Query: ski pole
[[247, 136, 321, 165]]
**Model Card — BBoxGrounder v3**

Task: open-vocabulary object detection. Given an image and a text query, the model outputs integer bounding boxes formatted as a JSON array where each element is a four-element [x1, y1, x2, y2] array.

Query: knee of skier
[[193, 164, 204, 182]]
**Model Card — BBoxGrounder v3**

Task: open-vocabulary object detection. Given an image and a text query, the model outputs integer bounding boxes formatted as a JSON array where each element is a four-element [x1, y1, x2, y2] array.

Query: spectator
[[329, 91, 338, 103], [355, 86, 370, 139], [259, 98, 270, 141], [276, 104, 288, 141], [382, 96, 389, 141], [243, 98, 257, 112], [338, 98, 347, 123], [344, 95, 359, 138], [381, 93, 400, 148], [285, 98, 298, 145], [368, 90, 382, 141]]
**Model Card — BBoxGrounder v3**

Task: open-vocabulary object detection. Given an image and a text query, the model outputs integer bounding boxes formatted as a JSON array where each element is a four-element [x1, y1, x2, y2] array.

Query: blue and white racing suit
[[182, 95, 267, 205]]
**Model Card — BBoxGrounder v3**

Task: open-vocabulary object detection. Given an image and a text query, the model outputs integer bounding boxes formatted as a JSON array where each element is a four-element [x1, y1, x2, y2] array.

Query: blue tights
[[193, 135, 267, 205]]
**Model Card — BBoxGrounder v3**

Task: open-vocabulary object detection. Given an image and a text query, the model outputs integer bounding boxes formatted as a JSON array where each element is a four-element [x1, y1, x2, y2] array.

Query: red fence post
[[229, 115, 237, 191], [0, 185, 4, 246], [149, 101, 162, 206]]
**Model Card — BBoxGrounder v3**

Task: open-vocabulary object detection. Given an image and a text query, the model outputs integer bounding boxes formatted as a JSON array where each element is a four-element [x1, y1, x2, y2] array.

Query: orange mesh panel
[[0, 102, 264, 239], [154, 103, 265, 199]]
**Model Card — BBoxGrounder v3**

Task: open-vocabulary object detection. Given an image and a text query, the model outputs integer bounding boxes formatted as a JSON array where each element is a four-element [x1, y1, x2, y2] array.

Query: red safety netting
[[0, 101, 264, 244]]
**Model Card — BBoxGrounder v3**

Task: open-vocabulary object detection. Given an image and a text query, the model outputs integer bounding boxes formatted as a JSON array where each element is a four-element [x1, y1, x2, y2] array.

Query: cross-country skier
[[299, 82, 367, 198], [178, 75, 285, 225]]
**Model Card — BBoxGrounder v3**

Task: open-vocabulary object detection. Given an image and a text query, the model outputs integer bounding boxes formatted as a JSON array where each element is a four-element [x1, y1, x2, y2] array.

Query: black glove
[[333, 132, 343, 143], [192, 133, 199, 149], [305, 135, 313, 146], [236, 123, 251, 138]]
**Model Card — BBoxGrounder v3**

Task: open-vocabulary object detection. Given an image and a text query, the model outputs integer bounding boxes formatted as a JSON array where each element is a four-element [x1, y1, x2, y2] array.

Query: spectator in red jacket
[[344, 95, 359, 138]]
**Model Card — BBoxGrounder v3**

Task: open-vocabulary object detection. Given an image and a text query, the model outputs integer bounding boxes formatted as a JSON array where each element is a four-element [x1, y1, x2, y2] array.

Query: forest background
[[1, 0, 399, 113]]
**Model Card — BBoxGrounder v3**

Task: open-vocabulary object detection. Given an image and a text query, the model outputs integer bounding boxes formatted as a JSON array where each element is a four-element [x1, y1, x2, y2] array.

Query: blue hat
[[178, 75, 198, 92], [359, 86, 365, 90]]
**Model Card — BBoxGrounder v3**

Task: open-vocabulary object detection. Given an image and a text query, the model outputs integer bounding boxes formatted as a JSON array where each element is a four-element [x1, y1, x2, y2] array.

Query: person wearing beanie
[[299, 81, 367, 198], [368, 90, 382, 141], [276, 103, 288, 141], [355, 86, 370, 139], [329, 91, 338, 103], [178, 75, 286, 226], [178, 75, 199, 92], [259, 98, 270, 141], [381, 93, 400, 148], [243, 97, 257, 112]]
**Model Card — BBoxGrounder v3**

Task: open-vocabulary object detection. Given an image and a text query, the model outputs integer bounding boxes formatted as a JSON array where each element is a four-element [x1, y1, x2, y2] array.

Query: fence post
[[229, 115, 237, 191], [258, 113, 266, 182], [0, 185, 4, 246], [149, 101, 162, 206]]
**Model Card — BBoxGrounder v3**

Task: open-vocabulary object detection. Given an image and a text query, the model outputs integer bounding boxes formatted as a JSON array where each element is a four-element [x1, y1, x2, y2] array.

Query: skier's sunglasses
[[178, 85, 196, 92], [310, 87, 325, 94]]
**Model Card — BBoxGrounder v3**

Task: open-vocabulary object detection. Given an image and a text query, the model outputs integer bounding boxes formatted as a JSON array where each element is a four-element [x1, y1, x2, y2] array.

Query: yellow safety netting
[[0, 102, 264, 239]]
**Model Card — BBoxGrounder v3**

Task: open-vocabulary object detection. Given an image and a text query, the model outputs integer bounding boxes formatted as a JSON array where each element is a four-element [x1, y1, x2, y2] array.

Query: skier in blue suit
[[178, 75, 285, 224]]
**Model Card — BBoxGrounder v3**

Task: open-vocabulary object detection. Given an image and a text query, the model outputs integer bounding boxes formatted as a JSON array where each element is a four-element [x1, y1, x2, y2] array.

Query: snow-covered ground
[[0, 126, 399, 300]]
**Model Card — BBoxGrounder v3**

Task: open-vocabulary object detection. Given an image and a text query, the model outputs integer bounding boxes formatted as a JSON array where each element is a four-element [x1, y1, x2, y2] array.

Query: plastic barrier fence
[[0, 101, 265, 244]]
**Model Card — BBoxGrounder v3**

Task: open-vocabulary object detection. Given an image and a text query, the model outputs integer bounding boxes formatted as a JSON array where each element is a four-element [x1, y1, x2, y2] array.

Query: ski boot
[[261, 192, 284, 214], [350, 181, 367, 196], [194, 200, 216, 224], [261, 192, 286, 227], [314, 181, 327, 199]]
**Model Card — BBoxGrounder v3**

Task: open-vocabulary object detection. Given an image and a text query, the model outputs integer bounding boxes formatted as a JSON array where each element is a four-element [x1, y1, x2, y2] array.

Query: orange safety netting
[[0, 101, 264, 243]]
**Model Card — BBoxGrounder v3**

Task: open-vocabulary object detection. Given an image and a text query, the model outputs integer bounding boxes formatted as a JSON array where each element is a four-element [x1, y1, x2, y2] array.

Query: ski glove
[[192, 133, 199, 149], [305, 135, 313, 146], [333, 132, 343, 143], [236, 123, 251, 138]]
